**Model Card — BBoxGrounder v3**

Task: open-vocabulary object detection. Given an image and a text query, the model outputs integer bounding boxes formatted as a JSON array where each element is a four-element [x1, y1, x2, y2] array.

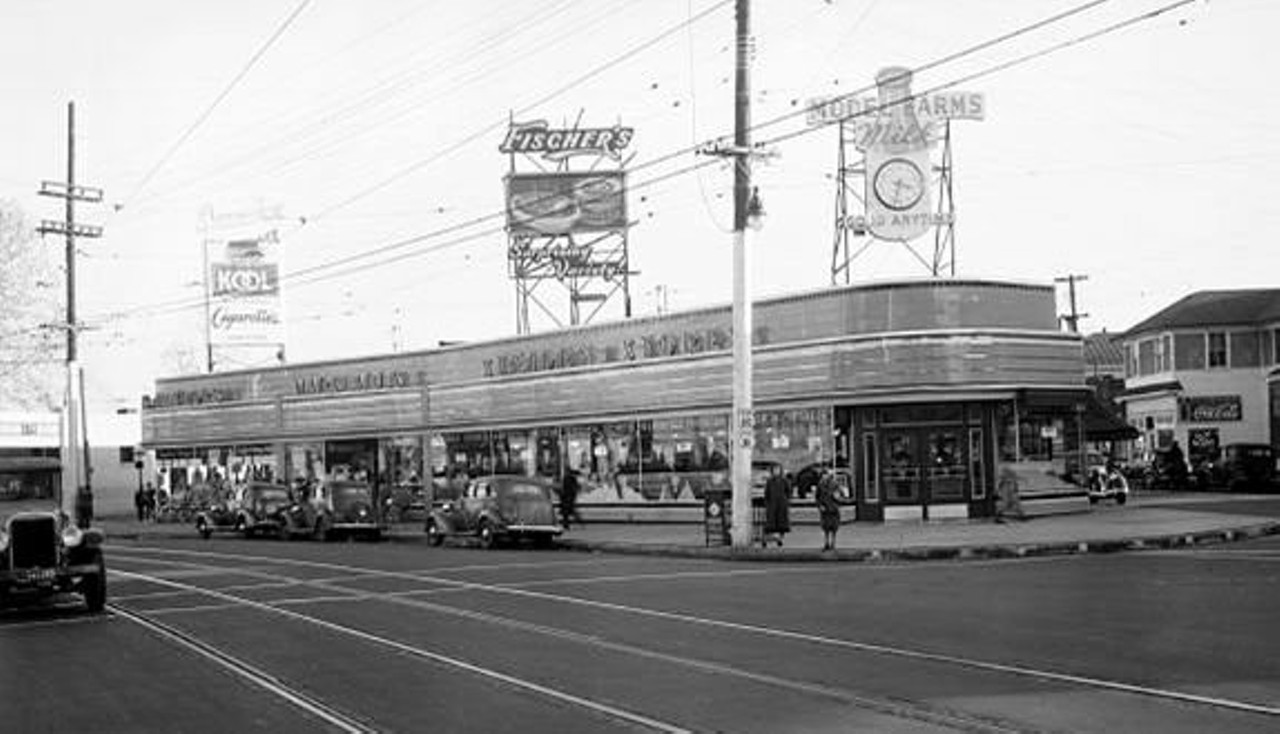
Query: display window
[[379, 435, 423, 487]]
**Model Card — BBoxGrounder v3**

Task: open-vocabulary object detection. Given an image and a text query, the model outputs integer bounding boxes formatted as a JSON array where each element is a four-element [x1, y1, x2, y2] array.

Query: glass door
[[881, 431, 922, 503]]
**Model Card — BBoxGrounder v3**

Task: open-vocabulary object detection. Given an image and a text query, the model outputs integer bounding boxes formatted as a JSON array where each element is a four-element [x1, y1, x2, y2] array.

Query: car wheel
[[236, 517, 250, 538], [478, 520, 496, 550], [1088, 496, 1098, 505], [83, 552, 107, 613], [197, 517, 211, 539], [425, 519, 444, 547], [1116, 493, 1127, 505]]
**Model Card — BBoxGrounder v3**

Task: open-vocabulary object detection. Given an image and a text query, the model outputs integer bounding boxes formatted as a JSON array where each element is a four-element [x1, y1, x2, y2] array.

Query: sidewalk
[[91, 493, 1280, 563]]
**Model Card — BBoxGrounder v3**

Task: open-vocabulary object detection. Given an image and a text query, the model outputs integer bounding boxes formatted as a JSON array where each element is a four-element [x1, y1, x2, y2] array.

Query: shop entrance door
[[880, 427, 967, 517]]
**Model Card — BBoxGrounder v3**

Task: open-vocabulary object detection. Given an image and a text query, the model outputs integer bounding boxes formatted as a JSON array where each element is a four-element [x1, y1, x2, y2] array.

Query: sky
[[0, 0, 1274, 412]]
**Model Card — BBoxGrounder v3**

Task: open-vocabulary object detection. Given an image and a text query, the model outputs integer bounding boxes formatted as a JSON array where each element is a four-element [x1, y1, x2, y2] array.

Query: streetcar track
[[111, 560, 1040, 734], [110, 545, 1280, 720], [108, 602, 380, 734], [110, 566, 695, 734]]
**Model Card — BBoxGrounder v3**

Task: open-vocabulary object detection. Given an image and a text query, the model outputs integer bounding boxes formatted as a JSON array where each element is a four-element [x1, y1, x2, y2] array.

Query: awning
[[1017, 389, 1138, 442], [1080, 393, 1139, 441]]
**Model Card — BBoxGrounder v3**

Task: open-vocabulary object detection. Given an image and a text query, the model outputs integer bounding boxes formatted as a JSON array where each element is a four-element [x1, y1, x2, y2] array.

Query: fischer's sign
[[500, 120, 634, 161]]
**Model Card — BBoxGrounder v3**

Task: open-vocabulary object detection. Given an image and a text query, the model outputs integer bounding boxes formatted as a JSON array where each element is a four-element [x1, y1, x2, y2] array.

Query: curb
[[554, 520, 1280, 563], [97, 520, 1280, 564]]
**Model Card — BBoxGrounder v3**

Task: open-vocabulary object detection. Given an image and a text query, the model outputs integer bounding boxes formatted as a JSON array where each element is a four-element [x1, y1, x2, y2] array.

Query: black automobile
[[424, 475, 561, 549], [291, 480, 384, 541], [0, 508, 106, 613], [195, 482, 294, 539], [1219, 443, 1275, 492]]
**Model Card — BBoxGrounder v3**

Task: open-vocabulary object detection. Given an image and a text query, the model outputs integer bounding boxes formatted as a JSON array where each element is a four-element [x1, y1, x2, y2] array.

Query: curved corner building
[[141, 279, 1101, 524]]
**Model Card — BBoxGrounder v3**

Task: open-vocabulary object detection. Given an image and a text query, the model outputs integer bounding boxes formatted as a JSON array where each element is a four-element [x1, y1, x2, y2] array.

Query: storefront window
[[286, 442, 324, 487], [325, 439, 377, 482], [440, 431, 492, 478], [535, 428, 561, 479], [996, 402, 1082, 498], [379, 435, 423, 486], [490, 429, 532, 476]]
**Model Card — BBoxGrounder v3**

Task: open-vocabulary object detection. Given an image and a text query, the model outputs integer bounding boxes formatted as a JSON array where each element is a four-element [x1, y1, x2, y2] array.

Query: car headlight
[[0, 529, 9, 553], [61, 525, 84, 548]]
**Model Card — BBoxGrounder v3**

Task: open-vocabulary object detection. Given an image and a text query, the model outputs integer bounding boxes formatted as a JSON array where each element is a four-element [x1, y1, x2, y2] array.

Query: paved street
[[3, 509, 1279, 733]]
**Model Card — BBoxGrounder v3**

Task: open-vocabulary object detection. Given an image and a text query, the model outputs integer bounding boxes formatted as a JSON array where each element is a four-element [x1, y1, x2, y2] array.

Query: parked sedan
[[195, 482, 294, 539], [295, 480, 384, 541], [424, 475, 562, 549]]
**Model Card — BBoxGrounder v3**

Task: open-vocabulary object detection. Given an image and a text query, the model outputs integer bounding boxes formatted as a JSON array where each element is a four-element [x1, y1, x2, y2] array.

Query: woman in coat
[[815, 469, 842, 551], [763, 464, 791, 547]]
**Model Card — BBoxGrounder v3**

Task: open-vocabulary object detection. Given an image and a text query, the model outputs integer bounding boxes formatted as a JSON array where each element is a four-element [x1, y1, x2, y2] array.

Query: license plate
[[17, 568, 57, 584]]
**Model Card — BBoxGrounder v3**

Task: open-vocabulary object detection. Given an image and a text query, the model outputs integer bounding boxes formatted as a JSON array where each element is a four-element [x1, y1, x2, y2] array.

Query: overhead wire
[[114, 0, 315, 215], [120, 0, 590, 217], [65, 0, 1195, 339]]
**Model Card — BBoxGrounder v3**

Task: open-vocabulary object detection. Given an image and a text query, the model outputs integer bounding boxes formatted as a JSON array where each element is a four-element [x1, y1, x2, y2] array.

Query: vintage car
[[195, 482, 295, 539], [424, 475, 562, 549], [381, 483, 428, 524], [0, 508, 106, 613], [1086, 464, 1130, 505], [283, 480, 384, 541]]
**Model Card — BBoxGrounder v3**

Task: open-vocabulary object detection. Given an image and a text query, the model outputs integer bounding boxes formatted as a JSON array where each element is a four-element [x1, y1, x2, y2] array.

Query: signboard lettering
[[1179, 395, 1243, 422], [500, 120, 634, 161]]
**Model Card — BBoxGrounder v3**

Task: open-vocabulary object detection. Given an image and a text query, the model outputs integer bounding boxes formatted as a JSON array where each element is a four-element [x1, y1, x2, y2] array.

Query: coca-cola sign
[[1179, 395, 1243, 423]]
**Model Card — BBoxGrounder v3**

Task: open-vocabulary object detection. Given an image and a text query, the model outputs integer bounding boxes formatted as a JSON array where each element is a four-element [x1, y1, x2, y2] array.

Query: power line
[[114, 0, 314, 213], [72, 0, 1193, 336], [305, 0, 734, 225]]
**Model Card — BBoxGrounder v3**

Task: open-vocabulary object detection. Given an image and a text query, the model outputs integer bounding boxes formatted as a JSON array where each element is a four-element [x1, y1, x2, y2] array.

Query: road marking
[[109, 603, 378, 734], [112, 546, 1280, 719], [113, 556, 1036, 733], [110, 567, 693, 734]]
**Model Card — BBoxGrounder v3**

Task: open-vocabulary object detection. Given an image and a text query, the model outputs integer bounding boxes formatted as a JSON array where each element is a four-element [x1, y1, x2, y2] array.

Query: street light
[[747, 186, 765, 230]]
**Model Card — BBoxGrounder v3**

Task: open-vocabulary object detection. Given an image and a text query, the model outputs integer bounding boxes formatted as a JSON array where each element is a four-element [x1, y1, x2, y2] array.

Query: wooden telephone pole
[[37, 101, 103, 520], [1055, 274, 1089, 334]]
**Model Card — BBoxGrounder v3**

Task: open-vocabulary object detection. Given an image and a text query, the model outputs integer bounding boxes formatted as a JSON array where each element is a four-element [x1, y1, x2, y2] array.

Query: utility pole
[[1055, 274, 1088, 333], [37, 101, 103, 522], [729, 0, 755, 548], [701, 0, 760, 547]]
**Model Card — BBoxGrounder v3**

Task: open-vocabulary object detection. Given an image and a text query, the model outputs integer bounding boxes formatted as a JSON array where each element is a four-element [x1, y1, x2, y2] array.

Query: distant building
[[1118, 288, 1280, 466], [0, 410, 142, 516]]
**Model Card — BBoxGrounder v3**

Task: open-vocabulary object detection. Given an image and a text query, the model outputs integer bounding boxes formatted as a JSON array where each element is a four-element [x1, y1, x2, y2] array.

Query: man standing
[[763, 464, 791, 547], [560, 469, 583, 529]]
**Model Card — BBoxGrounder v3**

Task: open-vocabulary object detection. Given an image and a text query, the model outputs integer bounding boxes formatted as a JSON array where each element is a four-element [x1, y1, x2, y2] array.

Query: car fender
[[426, 510, 457, 535]]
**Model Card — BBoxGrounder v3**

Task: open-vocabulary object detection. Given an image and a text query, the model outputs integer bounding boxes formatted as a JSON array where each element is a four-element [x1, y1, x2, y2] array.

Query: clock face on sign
[[873, 157, 925, 211]]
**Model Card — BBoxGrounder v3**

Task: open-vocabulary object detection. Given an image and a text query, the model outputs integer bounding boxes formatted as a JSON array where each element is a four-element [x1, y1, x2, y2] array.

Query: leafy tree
[[0, 199, 61, 410]]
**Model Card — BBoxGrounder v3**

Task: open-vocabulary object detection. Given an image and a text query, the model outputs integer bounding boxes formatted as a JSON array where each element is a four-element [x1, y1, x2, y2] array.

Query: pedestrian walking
[[995, 466, 1025, 522], [74, 484, 94, 530], [143, 482, 157, 522], [763, 464, 791, 547], [815, 469, 842, 551], [560, 469, 583, 529]]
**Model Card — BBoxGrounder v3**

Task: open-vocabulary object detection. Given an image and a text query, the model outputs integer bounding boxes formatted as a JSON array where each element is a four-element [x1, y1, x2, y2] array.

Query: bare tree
[[0, 199, 62, 410]]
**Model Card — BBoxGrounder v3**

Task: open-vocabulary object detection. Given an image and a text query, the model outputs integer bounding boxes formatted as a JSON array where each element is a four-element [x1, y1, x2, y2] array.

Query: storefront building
[[1119, 288, 1280, 466], [141, 279, 1099, 523]]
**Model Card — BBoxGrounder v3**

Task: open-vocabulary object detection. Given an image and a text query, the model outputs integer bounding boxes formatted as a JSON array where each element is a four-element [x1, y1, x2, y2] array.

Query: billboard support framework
[[502, 114, 635, 335]]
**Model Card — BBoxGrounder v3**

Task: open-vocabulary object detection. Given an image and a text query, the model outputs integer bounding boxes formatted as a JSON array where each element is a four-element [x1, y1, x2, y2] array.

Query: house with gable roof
[[1118, 288, 1280, 468]]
